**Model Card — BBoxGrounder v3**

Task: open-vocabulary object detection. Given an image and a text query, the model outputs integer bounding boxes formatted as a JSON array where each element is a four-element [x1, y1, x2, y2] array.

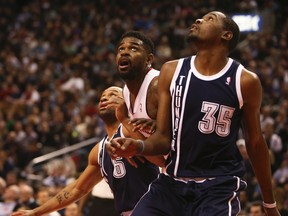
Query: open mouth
[[118, 58, 130, 70], [98, 103, 105, 111], [190, 24, 198, 32]]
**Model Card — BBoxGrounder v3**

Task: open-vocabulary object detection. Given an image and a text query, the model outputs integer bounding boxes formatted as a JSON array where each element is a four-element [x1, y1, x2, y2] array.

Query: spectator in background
[[14, 183, 38, 211], [42, 158, 76, 188], [263, 120, 283, 171], [18, 83, 40, 108], [64, 203, 79, 216], [283, 180, 288, 213], [36, 188, 61, 216], [61, 71, 84, 94], [0, 177, 6, 201], [5, 171, 19, 187], [260, 105, 275, 130], [155, 35, 173, 68], [271, 178, 288, 215], [273, 157, 288, 185], [236, 139, 256, 202], [247, 201, 266, 216], [0, 150, 14, 179], [13, 121, 26, 147], [0, 185, 20, 216]]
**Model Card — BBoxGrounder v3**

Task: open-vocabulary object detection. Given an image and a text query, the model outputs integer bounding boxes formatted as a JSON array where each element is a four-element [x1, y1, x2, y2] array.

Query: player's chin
[[185, 34, 197, 43]]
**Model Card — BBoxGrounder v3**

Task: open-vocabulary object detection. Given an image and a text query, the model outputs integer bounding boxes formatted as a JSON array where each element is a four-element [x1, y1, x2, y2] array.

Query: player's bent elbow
[[159, 143, 171, 155]]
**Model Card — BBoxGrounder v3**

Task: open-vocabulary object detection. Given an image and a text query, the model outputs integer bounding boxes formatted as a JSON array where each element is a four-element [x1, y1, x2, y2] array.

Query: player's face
[[186, 11, 225, 44], [249, 206, 265, 216], [98, 87, 122, 117], [116, 37, 148, 80]]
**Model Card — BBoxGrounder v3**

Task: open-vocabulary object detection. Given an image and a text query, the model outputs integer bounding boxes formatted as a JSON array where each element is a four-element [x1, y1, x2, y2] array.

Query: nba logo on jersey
[[226, 77, 231, 85]]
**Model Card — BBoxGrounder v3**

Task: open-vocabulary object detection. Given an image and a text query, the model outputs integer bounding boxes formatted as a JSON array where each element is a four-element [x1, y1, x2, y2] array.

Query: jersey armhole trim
[[235, 65, 244, 109], [170, 58, 184, 94]]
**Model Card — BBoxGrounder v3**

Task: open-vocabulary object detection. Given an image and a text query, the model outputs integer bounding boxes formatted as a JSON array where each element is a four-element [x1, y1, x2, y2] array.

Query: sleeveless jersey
[[123, 68, 160, 137], [166, 56, 245, 178], [98, 125, 159, 214]]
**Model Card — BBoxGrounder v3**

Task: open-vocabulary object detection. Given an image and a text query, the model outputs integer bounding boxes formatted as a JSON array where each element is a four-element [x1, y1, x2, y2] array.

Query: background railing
[[25, 137, 99, 183]]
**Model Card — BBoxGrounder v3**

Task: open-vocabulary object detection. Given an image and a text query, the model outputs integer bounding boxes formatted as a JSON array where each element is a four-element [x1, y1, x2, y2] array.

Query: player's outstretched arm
[[11, 144, 103, 216]]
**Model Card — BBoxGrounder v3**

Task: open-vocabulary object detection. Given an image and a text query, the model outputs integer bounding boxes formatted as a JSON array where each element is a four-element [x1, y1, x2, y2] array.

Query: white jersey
[[91, 179, 114, 199], [123, 68, 159, 137]]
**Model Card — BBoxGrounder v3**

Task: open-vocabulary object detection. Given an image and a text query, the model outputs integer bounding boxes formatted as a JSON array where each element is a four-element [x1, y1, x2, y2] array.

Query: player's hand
[[106, 137, 143, 159], [102, 95, 128, 123], [11, 210, 35, 216], [129, 118, 156, 135]]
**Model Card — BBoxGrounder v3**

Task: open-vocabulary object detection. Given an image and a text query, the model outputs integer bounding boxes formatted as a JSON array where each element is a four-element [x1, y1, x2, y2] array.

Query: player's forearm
[[247, 141, 275, 202], [140, 131, 171, 156], [121, 117, 145, 139], [145, 155, 166, 167], [33, 184, 88, 215]]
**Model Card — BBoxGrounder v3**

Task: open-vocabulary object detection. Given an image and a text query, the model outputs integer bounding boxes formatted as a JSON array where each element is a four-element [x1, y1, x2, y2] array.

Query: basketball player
[[11, 86, 164, 216], [115, 31, 160, 136], [108, 11, 280, 215], [79, 31, 164, 216]]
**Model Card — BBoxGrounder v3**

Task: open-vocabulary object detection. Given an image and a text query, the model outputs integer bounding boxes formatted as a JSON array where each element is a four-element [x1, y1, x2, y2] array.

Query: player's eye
[[207, 16, 214, 21], [110, 93, 117, 97], [204, 16, 213, 21]]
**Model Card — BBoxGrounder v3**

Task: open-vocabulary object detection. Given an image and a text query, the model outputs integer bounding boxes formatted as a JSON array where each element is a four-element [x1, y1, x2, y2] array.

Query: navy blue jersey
[[98, 125, 160, 214], [166, 56, 245, 178]]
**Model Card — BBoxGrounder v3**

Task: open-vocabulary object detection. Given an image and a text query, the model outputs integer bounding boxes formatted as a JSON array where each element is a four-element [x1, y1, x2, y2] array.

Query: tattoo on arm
[[56, 194, 63, 204], [63, 190, 70, 199], [56, 191, 70, 204]]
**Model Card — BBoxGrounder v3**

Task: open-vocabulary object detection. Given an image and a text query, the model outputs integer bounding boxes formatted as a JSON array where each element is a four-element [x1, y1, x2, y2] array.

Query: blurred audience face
[[5, 171, 18, 185], [3, 185, 20, 202], [19, 184, 34, 203], [64, 203, 78, 216], [249, 204, 265, 216], [0, 177, 6, 195], [36, 189, 51, 205]]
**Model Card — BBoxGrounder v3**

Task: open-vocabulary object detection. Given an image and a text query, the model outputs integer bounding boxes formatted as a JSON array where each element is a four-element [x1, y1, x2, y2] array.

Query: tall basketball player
[[108, 11, 280, 216]]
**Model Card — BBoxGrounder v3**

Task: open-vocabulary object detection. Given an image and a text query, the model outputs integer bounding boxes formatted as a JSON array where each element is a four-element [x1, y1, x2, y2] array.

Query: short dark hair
[[222, 16, 240, 53], [120, 31, 155, 54], [248, 201, 265, 213]]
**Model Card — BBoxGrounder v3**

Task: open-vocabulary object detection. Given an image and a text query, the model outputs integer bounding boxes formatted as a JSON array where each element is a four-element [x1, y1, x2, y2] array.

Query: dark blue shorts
[[131, 174, 247, 216]]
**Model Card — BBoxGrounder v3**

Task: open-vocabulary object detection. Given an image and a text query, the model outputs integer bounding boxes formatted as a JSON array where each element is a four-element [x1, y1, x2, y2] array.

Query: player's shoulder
[[88, 141, 101, 165], [163, 59, 179, 67], [241, 67, 261, 85], [160, 59, 180, 74], [240, 67, 262, 99]]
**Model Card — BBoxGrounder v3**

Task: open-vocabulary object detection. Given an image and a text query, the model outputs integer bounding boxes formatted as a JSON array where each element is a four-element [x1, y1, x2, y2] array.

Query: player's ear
[[147, 53, 154, 67], [221, 31, 233, 42]]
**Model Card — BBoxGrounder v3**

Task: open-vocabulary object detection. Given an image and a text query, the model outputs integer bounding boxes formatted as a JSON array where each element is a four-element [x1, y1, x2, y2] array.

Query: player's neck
[[105, 122, 120, 140], [195, 51, 228, 76], [125, 76, 145, 100]]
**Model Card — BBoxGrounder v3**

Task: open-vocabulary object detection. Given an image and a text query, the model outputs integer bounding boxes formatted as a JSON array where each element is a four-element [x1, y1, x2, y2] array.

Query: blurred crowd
[[0, 0, 287, 215]]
